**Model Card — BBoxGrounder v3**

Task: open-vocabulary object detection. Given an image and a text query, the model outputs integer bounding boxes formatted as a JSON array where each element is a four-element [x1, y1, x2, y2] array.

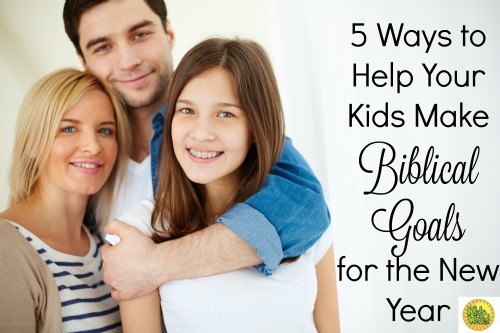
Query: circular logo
[[463, 299, 495, 331]]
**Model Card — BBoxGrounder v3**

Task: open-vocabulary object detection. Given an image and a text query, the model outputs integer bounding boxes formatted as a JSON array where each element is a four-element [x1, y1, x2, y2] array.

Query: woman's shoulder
[[0, 218, 28, 251], [0, 218, 57, 287], [0, 218, 62, 332], [0, 218, 48, 275]]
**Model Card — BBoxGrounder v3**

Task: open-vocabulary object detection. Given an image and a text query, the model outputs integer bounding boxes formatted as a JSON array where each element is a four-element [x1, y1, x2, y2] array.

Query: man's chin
[[124, 98, 154, 109], [121, 88, 165, 109], [117, 92, 159, 110]]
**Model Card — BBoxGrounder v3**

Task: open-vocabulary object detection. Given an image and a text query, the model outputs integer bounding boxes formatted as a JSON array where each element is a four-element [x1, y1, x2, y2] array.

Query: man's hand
[[102, 219, 159, 301], [102, 220, 262, 300]]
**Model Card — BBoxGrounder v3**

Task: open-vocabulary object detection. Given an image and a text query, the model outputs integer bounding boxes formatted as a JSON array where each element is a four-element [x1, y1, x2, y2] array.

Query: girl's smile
[[172, 67, 251, 190]]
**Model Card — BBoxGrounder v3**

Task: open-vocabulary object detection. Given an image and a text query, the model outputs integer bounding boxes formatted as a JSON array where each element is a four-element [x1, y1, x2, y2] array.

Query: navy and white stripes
[[12, 223, 121, 332]]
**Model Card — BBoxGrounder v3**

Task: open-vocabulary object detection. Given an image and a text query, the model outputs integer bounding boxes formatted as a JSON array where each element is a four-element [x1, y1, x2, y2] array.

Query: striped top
[[9, 222, 121, 333]]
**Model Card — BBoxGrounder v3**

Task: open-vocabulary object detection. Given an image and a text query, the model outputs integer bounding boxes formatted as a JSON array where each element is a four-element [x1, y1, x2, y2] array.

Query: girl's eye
[[179, 108, 194, 115], [218, 111, 234, 118], [61, 127, 76, 133], [99, 128, 114, 136]]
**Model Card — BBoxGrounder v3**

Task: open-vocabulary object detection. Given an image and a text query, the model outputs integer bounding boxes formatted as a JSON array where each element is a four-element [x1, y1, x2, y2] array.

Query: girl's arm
[[314, 246, 341, 333], [119, 290, 162, 333]]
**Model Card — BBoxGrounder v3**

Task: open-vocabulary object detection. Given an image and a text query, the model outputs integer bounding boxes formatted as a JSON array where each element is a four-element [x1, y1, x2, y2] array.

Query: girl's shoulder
[[117, 197, 157, 237]]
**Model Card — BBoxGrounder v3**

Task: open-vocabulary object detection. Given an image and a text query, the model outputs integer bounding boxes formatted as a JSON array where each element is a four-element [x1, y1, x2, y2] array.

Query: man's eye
[[134, 32, 148, 40], [95, 45, 110, 53], [218, 111, 234, 118]]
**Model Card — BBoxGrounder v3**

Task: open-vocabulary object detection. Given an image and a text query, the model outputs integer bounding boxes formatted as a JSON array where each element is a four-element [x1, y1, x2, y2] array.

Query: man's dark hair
[[63, 0, 168, 56]]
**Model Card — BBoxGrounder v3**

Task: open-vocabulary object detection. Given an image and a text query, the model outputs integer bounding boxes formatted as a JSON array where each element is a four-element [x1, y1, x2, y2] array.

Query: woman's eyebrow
[[60, 118, 80, 123]]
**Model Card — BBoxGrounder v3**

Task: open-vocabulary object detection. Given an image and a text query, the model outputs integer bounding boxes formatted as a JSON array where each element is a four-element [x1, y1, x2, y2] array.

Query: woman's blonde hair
[[8, 68, 130, 227]]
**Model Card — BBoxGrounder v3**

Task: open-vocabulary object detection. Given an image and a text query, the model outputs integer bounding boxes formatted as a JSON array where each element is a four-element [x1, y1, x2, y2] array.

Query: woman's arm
[[314, 246, 341, 333], [0, 246, 39, 332], [119, 290, 162, 333], [0, 220, 61, 332]]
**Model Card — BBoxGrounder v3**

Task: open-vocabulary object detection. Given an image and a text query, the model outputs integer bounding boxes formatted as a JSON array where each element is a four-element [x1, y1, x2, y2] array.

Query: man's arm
[[151, 111, 329, 272], [102, 220, 262, 300], [218, 137, 330, 274], [103, 138, 329, 300]]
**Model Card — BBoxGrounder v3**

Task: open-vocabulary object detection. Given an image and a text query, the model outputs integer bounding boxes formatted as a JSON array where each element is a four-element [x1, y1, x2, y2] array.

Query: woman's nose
[[79, 132, 101, 155]]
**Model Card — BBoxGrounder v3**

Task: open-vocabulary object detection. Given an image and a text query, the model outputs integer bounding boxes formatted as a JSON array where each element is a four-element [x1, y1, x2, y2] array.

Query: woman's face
[[38, 89, 118, 197], [172, 67, 252, 191]]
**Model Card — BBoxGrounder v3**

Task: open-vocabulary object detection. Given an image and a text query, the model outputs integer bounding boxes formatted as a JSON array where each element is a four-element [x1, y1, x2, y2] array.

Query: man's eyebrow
[[128, 20, 155, 33], [86, 36, 109, 51], [85, 20, 156, 51]]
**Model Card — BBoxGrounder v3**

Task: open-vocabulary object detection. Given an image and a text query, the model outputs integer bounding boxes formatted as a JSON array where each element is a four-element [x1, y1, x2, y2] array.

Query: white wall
[[1, 1, 499, 332]]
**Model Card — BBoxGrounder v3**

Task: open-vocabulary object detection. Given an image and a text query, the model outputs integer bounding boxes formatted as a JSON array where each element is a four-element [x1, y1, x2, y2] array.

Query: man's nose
[[116, 45, 142, 71]]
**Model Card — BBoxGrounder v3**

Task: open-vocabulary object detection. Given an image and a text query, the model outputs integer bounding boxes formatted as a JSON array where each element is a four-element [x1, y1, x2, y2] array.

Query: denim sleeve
[[217, 137, 331, 275]]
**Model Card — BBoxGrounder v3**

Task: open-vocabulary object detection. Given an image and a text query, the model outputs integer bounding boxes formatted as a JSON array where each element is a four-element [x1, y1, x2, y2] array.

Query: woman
[[0, 69, 130, 332], [118, 38, 340, 333]]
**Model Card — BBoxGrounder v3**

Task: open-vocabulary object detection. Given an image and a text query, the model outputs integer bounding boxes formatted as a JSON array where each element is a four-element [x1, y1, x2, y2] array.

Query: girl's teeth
[[189, 149, 221, 159]]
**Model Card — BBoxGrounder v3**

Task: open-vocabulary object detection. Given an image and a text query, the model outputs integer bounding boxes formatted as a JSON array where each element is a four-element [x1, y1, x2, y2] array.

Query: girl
[[0, 69, 130, 332], [118, 38, 340, 333]]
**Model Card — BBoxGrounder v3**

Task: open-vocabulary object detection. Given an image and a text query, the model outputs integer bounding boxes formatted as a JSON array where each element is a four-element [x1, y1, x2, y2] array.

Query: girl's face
[[172, 67, 252, 192], [38, 89, 118, 198]]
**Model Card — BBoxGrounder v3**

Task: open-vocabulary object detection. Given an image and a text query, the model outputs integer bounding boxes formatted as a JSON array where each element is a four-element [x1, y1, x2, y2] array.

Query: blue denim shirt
[[151, 105, 330, 275]]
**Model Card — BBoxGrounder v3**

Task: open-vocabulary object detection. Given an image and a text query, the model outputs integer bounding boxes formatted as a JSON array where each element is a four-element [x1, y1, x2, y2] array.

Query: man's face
[[78, 0, 174, 110]]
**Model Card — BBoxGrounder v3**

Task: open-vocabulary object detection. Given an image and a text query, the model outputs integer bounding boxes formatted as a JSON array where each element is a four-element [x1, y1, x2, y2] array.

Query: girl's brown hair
[[152, 38, 284, 242]]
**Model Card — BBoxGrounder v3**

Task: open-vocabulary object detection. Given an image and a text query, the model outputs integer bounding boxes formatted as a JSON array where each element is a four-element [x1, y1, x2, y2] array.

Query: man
[[63, 0, 330, 300]]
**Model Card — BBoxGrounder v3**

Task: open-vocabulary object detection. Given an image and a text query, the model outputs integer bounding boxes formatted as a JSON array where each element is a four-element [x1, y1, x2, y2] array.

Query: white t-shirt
[[106, 156, 153, 222], [119, 199, 334, 333]]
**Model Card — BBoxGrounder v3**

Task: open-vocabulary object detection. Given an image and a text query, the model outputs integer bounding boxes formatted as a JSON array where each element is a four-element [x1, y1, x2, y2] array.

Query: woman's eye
[[61, 127, 76, 133], [218, 111, 234, 118], [99, 128, 114, 135]]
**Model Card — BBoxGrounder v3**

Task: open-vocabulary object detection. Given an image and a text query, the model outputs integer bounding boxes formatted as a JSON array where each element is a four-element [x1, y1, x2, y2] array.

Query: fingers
[[101, 243, 111, 253], [104, 219, 128, 237], [111, 287, 131, 301], [111, 287, 120, 301], [111, 288, 126, 301], [101, 244, 112, 262]]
